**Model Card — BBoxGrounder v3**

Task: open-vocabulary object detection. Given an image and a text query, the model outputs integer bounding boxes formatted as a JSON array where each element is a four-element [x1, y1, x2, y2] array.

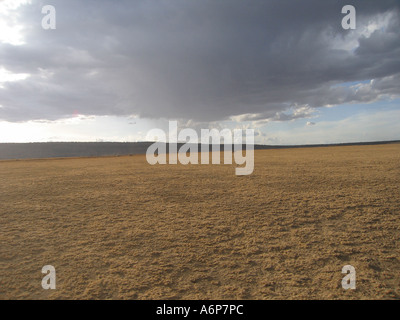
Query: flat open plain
[[0, 144, 399, 299]]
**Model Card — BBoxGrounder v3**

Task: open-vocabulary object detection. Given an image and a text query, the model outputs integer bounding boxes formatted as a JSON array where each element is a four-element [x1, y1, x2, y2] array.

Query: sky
[[0, 0, 399, 144]]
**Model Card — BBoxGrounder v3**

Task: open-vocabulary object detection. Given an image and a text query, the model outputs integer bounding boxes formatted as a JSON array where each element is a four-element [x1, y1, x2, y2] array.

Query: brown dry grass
[[0, 144, 399, 300]]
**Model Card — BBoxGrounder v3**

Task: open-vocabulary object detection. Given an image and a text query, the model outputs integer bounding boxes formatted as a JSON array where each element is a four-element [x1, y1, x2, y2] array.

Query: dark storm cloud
[[0, 0, 399, 122]]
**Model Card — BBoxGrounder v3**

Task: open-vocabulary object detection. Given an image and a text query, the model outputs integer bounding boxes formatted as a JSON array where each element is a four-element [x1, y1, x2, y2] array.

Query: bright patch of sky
[[0, 0, 31, 45], [333, 10, 394, 52], [1, 99, 399, 144], [257, 99, 400, 145]]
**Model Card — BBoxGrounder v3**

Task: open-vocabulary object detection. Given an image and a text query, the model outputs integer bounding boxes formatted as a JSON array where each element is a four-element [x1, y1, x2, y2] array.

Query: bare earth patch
[[0, 144, 399, 299]]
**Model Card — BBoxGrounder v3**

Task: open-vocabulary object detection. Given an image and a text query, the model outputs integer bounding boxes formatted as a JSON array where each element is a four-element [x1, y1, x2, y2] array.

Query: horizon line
[[0, 139, 399, 147]]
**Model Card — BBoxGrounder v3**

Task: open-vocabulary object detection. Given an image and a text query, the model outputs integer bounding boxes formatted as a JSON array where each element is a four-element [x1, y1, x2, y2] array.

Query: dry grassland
[[0, 144, 399, 299]]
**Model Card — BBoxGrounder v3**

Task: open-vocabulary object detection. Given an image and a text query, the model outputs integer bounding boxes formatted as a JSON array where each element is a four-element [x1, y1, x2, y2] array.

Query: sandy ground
[[0, 144, 399, 300]]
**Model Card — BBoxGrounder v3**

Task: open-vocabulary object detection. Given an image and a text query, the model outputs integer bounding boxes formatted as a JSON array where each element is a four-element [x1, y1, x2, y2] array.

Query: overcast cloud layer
[[0, 0, 399, 123]]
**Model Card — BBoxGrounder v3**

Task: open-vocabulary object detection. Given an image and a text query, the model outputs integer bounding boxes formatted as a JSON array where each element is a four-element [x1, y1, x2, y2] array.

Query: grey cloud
[[0, 0, 399, 122]]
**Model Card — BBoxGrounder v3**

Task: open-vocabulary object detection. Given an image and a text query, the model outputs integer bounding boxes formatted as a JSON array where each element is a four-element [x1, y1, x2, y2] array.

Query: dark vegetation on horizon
[[0, 140, 399, 160]]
